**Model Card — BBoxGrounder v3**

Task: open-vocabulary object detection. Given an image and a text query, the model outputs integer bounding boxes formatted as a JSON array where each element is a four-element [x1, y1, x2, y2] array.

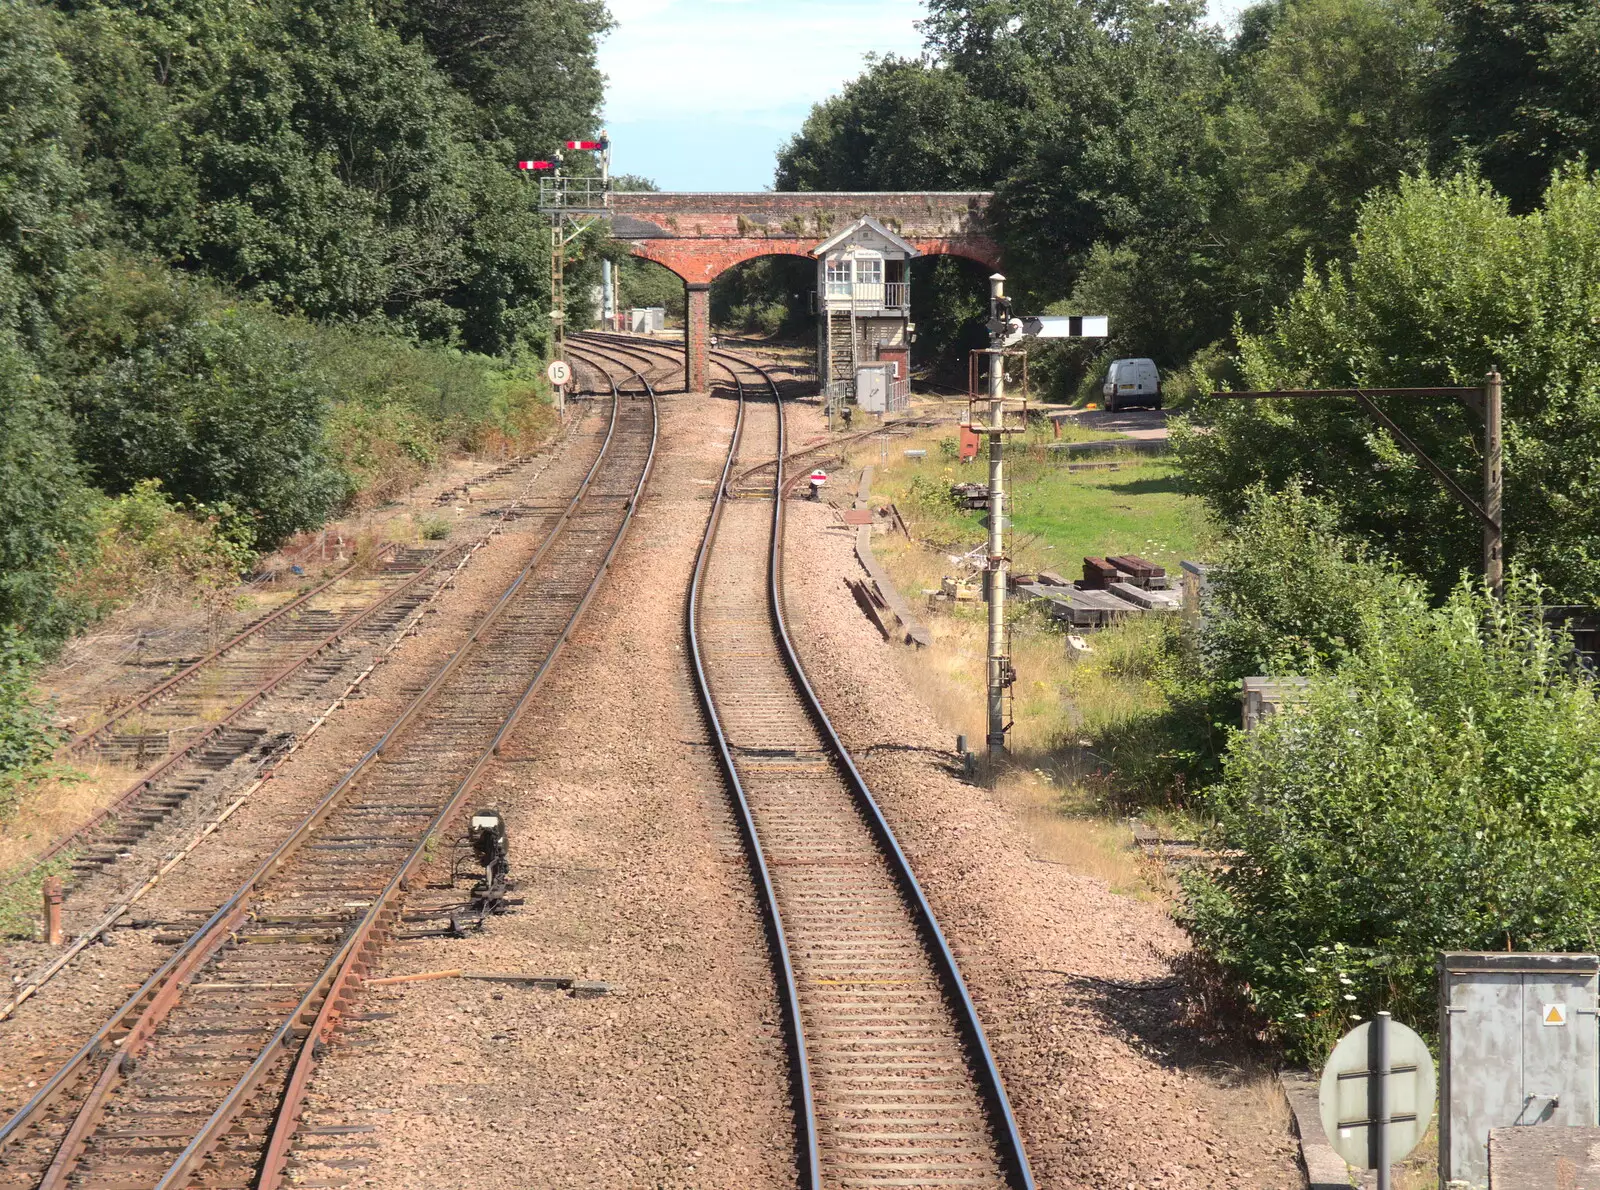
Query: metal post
[[1484, 370, 1503, 598], [550, 214, 566, 417], [985, 274, 1008, 762], [42, 876, 63, 946], [1371, 1010, 1391, 1190]]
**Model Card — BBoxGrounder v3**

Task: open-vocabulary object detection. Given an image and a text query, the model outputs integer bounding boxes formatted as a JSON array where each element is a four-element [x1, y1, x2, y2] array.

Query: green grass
[[1007, 459, 1211, 574], [863, 427, 1214, 573]]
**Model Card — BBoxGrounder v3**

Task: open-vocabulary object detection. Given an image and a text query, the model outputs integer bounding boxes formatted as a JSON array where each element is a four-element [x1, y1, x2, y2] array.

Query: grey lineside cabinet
[[1439, 952, 1599, 1188]]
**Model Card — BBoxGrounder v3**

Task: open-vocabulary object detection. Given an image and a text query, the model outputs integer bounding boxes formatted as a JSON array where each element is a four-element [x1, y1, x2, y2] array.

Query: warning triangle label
[[1543, 1003, 1568, 1026]]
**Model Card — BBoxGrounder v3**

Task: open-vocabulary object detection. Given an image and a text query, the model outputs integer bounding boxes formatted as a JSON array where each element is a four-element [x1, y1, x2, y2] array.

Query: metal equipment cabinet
[[1439, 952, 1599, 1188]]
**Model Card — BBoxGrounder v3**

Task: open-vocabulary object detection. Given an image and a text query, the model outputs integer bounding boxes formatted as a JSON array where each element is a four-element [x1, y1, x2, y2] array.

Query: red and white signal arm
[[564, 140, 604, 151], [517, 160, 555, 171], [809, 470, 828, 485]]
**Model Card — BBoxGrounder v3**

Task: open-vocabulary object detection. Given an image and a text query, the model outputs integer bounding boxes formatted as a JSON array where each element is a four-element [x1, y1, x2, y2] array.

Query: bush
[[66, 480, 254, 617], [1094, 483, 1417, 804], [72, 303, 352, 548], [1181, 570, 1600, 1062], [0, 340, 98, 644], [0, 627, 59, 821]]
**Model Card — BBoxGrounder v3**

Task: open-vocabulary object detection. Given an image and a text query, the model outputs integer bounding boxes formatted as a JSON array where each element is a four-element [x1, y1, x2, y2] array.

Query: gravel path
[[282, 389, 799, 1189], [778, 403, 1300, 1188]]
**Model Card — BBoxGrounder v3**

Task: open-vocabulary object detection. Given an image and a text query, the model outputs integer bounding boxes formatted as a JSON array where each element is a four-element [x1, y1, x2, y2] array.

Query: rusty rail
[[0, 383, 656, 1187]]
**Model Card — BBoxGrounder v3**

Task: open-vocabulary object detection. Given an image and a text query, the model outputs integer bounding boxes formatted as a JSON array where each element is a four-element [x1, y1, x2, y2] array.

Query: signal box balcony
[[822, 279, 911, 313]]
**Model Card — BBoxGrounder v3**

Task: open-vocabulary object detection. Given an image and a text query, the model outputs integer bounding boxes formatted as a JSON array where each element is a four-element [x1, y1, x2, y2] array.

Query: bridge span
[[610, 191, 1000, 392]]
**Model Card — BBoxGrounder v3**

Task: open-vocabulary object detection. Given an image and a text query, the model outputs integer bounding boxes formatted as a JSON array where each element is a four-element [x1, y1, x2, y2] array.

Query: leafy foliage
[[1179, 168, 1600, 601], [1434, 0, 1600, 212], [0, 0, 95, 347], [1094, 483, 1414, 802], [0, 627, 57, 820], [1183, 572, 1600, 1059], [383, 0, 610, 152], [60, 263, 351, 547], [711, 257, 814, 338], [0, 342, 98, 643], [67, 479, 255, 616]]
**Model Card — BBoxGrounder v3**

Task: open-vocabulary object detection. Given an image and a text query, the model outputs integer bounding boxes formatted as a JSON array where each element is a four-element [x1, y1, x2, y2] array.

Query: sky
[[598, 0, 1253, 192]]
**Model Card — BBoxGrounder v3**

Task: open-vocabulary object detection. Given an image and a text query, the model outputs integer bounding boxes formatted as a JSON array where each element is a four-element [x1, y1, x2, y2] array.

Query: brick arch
[[624, 239, 816, 287], [912, 239, 1005, 273], [608, 192, 999, 391]]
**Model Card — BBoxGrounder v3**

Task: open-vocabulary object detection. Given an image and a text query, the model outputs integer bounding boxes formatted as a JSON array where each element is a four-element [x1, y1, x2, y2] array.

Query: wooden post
[[42, 876, 63, 945], [1484, 370, 1503, 598]]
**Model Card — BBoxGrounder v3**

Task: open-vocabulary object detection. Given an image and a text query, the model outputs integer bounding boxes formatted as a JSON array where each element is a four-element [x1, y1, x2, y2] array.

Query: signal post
[[973, 275, 1108, 762], [519, 135, 613, 415]]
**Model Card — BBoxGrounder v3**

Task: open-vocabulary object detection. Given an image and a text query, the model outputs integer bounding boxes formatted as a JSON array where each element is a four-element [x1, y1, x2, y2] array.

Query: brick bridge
[[610, 191, 999, 391]]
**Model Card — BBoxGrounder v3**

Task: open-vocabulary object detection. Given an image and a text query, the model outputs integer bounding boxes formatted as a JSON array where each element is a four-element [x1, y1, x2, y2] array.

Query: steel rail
[[59, 547, 395, 755], [0, 389, 638, 1181], [240, 365, 659, 1190], [765, 365, 1036, 1190], [60, 446, 543, 756], [571, 332, 937, 490], [569, 332, 691, 393], [29, 540, 469, 873], [0, 415, 591, 1025], [690, 348, 1035, 1189], [685, 351, 824, 1188]]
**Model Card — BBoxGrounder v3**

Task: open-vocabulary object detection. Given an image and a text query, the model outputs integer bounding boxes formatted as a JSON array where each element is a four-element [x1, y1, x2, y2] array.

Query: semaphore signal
[[516, 160, 556, 171]]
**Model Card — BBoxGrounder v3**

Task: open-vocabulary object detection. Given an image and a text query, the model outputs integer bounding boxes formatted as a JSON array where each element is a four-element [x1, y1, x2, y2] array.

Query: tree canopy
[[0, 0, 608, 644]]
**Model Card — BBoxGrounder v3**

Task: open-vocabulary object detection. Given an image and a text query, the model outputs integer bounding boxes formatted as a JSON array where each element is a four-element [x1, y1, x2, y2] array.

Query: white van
[[1102, 358, 1161, 411]]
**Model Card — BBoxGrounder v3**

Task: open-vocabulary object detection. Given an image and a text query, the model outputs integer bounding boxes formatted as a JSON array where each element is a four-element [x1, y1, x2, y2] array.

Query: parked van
[[1102, 358, 1161, 411]]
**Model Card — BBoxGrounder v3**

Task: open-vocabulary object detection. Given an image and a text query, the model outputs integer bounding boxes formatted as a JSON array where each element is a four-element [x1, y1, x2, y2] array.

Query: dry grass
[[857, 432, 1215, 893], [867, 538, 1190, 896], [991, 771, 1158, 898], [0, 758, 140, 874]]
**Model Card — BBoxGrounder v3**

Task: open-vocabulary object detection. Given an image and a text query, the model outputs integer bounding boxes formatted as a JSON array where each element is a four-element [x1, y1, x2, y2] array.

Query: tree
[[1210, 0, 1444, 323], [381, 0, 610, 151], [0, 0, 96, 349], [1435, 0, 1600, 212], [1178, 168, 1600, 601], [61, 261, 351, 547], [0, 336, 97, 641], [775, 56, 992, 192], [1183, 572, 1600, 1058]]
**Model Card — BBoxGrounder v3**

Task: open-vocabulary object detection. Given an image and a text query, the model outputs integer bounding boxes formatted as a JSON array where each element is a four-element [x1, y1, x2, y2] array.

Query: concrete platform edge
[[1280, 1069, 1356, 1189]]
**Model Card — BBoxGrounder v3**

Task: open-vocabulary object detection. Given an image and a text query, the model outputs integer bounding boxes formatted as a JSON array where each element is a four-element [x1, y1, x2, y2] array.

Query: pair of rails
[[0, 337, 1032, 1189]]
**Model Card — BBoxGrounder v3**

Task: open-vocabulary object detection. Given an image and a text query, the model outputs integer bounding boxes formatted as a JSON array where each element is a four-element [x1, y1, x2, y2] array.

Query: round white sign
[[1318, 1016, 1435, 1169], [546, 360, 572, 386]]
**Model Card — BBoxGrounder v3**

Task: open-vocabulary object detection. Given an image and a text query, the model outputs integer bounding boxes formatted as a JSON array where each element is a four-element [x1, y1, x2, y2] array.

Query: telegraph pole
[[983, 274, 1011, 762]]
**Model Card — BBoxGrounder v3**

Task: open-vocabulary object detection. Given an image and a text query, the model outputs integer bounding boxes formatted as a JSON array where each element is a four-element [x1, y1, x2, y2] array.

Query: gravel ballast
[[282, 389, 799, 1189], [778, 404, 1300, 1187]]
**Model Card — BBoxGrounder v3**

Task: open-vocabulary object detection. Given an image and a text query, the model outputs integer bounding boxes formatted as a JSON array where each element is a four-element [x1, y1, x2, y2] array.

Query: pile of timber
[[1013, 554, 1186, 628]]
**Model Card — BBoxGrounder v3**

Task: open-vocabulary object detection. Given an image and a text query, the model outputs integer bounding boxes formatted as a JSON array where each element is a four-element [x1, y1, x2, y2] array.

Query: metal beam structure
[[1213, 375, 1505, 596]]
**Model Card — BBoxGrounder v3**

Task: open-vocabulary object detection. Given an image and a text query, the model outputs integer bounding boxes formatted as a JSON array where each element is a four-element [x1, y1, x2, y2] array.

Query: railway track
[[26, 445, 584, 890], [0, 383, 658, 1190], [688, 351, 1034, 1189], [570, 332, 936, 494]]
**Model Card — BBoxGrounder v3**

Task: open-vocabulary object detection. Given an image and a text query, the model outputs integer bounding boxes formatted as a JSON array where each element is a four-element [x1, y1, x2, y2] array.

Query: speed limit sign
[[546, 360, 572, 386]]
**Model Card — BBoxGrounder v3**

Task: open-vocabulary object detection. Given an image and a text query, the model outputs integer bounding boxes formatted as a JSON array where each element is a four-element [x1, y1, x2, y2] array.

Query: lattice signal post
[[520, 136, 612, 414], [973, 274, 1108, 761]]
